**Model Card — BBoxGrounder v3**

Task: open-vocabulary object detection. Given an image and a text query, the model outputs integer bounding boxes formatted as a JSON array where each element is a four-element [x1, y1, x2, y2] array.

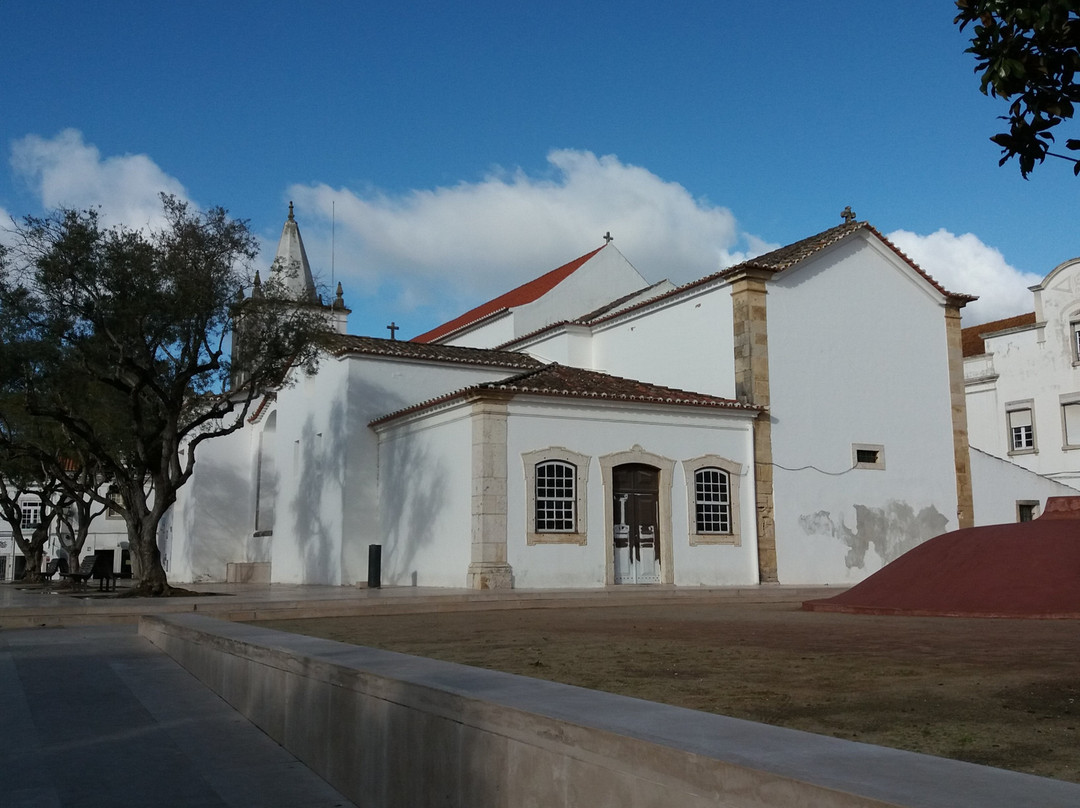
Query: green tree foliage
[[956, 1, 1080, 176], [0, 196, 326, 595]]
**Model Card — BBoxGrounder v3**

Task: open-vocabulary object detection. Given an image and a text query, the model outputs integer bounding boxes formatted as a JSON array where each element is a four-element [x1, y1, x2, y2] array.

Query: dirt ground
[[256, 599, 1080, 784]]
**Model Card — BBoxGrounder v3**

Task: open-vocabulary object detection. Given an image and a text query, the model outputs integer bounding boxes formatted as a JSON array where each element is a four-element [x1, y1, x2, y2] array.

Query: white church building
[[160, 207, 1073, 589]]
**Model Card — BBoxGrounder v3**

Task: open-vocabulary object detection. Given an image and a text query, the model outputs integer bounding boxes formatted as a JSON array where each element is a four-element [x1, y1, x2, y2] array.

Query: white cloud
[[0, 204, 14, 248], [9, 129, 190, 231], [287, 149, 771, 317], [887, 228, 1042, 325]]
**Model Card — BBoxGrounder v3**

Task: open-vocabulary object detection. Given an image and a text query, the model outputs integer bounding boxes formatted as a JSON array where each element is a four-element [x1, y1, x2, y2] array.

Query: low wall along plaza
[[140, 614, 1080, 808]]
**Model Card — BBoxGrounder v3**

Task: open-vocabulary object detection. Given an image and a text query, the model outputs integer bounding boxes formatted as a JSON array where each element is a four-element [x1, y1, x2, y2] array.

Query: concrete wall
[[767, 237, 961, 585], [140, 613, 1080, 808]]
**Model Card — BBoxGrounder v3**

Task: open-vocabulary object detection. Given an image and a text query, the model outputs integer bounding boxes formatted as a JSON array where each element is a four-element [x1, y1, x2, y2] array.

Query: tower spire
[[268, 203, 317, 302]]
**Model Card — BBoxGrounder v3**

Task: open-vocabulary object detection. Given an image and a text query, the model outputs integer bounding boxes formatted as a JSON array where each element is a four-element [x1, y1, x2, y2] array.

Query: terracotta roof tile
[[411, 246, 605, 343], [371, 363, 757, 426], [961, 312, 1038, 357], [325, 334, 543, 369]]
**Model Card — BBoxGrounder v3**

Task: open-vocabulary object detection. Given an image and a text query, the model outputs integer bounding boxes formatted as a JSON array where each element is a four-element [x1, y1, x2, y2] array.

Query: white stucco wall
[[441, 312, 515, 350], [167, 425, 256, 583], [372, 397, 757, 590], [375, 403, 474, 588], [969, 447, 1080, 526], [511, 246, 648, 339], [441, 246, 649, 350], [765, 236, 961, 585], [590, 283, 737, 398], [168, 348, 533, 585], [269, 359, 351, 585], [510, 326, 595, 367], [504, 400, 758, 589]]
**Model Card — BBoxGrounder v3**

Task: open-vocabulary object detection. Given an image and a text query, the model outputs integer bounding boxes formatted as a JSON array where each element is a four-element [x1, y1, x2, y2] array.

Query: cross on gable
[[603, 232, 614, 244], [386, 322, 399, 340], [841, 206, 856, 224]]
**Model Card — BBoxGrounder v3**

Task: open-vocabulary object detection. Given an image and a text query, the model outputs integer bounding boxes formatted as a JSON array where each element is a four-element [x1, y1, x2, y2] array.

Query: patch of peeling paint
[[799, 501, 949, 570]]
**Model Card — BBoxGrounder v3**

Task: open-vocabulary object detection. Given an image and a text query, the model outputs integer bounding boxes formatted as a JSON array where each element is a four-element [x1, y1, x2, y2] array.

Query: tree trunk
[[125, 518, 171, 596], [20, 545, 45, 584]]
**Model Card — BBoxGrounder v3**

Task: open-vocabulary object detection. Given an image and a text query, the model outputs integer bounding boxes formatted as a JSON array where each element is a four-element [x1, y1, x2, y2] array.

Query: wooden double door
[[612, 464, 660, 584]]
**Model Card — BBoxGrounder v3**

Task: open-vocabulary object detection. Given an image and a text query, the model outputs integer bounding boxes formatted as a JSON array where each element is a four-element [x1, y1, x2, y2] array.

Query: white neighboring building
[[963, 256, 1080, 497], [0, 491, 130, 581], [164, 209, 1065, 590]]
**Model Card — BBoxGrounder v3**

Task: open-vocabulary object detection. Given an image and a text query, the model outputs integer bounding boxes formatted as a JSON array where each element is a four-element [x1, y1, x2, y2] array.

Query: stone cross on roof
[[841, 206, 856, 224], [387, 322, 399, 340], [603, 231, 614, 244]]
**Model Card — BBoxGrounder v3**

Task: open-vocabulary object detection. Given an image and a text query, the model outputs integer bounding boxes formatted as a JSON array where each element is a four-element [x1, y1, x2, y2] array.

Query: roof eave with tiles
[[370, 363, 759, 427], [324, 334, 543, 370]]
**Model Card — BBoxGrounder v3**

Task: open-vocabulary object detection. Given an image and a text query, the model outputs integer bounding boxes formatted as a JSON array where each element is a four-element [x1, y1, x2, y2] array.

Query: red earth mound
[[803, 496, 1080, 618]]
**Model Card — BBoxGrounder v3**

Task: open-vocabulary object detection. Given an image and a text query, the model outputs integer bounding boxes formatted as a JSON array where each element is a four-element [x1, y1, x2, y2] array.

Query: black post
[[367, 544, 382, 589]]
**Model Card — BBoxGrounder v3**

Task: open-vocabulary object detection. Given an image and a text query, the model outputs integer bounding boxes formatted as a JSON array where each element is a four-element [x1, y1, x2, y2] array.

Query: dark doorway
[[612, 463, 661, 584]]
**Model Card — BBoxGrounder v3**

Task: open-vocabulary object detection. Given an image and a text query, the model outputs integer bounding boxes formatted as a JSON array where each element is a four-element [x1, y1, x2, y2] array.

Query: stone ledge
[[140, 613, 1080, 808]]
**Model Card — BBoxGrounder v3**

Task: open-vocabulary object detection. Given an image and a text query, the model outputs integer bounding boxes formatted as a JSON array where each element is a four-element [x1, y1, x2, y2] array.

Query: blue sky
[[3, 1, 1078, 335]]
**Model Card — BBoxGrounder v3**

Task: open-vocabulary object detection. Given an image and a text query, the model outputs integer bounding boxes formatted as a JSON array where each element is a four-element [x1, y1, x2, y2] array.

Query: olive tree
[[0, 196, 325, 595]]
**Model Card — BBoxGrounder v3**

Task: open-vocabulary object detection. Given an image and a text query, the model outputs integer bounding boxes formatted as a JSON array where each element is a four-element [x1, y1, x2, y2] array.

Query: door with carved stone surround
[[612, 464, 661, 584]]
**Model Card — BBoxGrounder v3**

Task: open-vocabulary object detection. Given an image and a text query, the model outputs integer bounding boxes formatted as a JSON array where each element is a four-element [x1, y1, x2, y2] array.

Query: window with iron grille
[[694, 467, 731, 534], [535, 461, 576, 532]]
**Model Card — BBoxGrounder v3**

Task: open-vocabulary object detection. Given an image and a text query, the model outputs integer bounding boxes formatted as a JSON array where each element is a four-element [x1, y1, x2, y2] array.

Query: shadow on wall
[[178, 460, 253, 582], [290, 397, 348, 585], [378, 433, 451, 586], [799, 501, 950, 570]]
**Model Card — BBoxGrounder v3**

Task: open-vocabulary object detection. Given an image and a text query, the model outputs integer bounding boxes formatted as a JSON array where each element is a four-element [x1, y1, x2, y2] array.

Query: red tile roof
[[411, 246, 606, 344], [371, 363, 758, 426], [961, 312, 1038, 357]]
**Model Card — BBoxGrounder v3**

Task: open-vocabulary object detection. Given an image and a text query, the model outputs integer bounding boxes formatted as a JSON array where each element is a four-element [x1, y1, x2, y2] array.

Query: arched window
[[535, 460, 576, 532], [694, 467, 731, 534], [523, 447, 589, 544], [682, 455, 742, 546]]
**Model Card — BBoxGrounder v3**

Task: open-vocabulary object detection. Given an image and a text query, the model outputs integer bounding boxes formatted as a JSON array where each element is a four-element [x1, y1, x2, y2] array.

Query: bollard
[[367, 544, 382, 589]]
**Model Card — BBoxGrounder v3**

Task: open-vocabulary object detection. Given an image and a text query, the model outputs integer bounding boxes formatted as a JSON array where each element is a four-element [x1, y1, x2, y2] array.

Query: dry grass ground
[[256, 599, 1080, 783]]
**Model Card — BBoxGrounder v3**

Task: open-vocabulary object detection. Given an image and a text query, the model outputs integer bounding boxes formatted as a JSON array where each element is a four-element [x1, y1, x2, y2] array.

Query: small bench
[[61, 554, 118, 592], [60, 557, 97, 591], [43, 558, 68, 580]]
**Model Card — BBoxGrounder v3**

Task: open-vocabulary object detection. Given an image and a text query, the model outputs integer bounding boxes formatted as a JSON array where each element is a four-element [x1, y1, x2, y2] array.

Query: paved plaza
[[0, 580, 824, 807]]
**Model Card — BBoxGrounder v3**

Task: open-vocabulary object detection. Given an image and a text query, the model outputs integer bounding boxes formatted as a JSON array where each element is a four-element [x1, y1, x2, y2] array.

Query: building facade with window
[[963, 256, 1080, 492], [0, 488, 130, 582], [164, 209, 1069, 590]]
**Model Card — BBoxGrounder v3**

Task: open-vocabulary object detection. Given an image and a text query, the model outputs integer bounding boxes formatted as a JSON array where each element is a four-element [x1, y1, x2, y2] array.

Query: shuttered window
[[1008, 408, 1035, 452]]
